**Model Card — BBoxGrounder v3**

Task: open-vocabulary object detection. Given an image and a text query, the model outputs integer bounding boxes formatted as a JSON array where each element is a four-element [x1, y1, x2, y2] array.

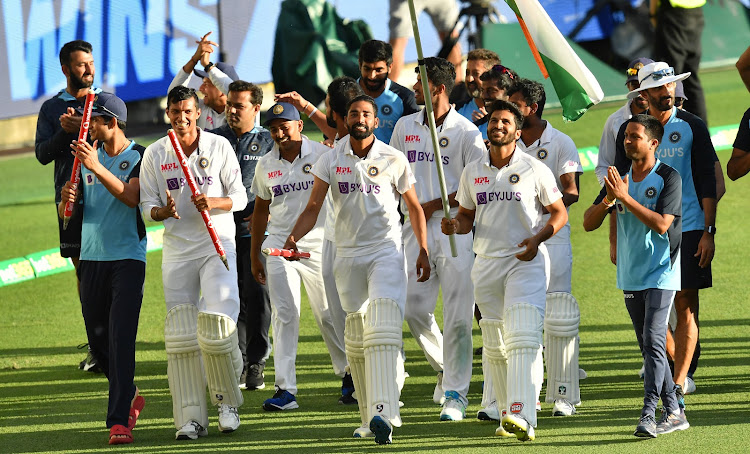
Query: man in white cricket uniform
[[442, 100, 568, 441], [249, 102, 347, 411], [390, 57, 484, 420], [508, 79, 583, 417], [139, 86, 247, 440], [283, 95, 430, 445]]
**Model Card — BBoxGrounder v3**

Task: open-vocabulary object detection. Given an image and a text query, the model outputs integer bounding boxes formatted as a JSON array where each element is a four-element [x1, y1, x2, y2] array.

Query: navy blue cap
[[626, 57, 655, 83], [76, 92, 127, 122], [264, 102, 300, 126], [194, 62, 239, 81], [675, 80, 688, 100]]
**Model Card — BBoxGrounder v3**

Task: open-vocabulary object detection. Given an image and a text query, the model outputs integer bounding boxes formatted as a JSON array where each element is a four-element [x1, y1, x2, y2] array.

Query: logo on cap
[[368, 166, 379, 177], [509, 173, 520, 184], [303, 163, 312, 174], [273, 104, 284, 115], [439, 137, 449, 148], [537, 149, 548, 160], [199, 157, 209, 168]]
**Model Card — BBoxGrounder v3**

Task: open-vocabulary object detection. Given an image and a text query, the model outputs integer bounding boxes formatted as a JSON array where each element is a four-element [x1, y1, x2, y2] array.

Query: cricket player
[[727, 106, 750, 180], [283, 95, 431, 444], [169, 32, 237, 130], [209, 80, 273, 391], [249, 102, 348, 411], [508, 79, 583, 417], [454, 49, 501, 139], [139, 86, 248, 440], [583, 113, 687, 438], [390, 57, 485, 421], [442, 100, 568, 442], [59, 93, 145, 445], [35, 39, 102, 372]]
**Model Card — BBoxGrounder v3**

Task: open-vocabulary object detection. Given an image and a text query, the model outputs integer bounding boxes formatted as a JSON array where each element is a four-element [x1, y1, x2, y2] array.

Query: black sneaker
[[675, 384, 686, 411], [634, 414, 658, 438], [239, 365, 248, 390], [245, 363, 265, 390], [339, 372, 356, 405], [656, 410, 690, 434], [77, 343, 102, 373]]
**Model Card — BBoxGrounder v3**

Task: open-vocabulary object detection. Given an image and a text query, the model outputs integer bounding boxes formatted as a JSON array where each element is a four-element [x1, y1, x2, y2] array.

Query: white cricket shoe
[[175, 420, 208, 440], [433, 372, 445, 405], [502, 413, 535, 442], [439, 391, 466, 421], [218, 404, 240, 433], [477, 400, 500, 421], [353, 424, 374, 438], [684, 376, 696, 394], [552, 399, 576, 416]]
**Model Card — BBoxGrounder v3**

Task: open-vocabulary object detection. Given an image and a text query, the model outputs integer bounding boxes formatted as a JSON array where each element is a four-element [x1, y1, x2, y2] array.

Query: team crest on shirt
[[273, 104, 284, 115], [439, 137, 450, 148], [119, 161, 130, 170], [645, 187, 657, 198], [508, 173, 520, 184], [302, 163, 312, 174], [537, 149, 548, 160], [367, 165, 380, 177], [199, 157, 210, 168], [381, 104, 392, 115], [669, 131, 681, 143], [250, 142, 260, 152]]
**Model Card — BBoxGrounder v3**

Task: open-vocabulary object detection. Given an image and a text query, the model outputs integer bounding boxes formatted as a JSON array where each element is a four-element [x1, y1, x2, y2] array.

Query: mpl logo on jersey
[[338, 182, 381, 194], [474, 176, 490, 185], [407, 150, 449, 165], [166, 176, 213, 190], [271, 181, 314, 197], [268, 170, 283, 179], [161, 162, 179, 172], [336, 167, 352, 175], [404, 135, 421, 143], [476, 191, 521, 204]]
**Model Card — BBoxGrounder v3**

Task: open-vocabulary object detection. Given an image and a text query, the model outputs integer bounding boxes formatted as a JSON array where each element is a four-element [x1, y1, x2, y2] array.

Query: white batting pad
[[345, 311, 368, 427], [504, 303, 544, 427], [165, 304, 208, 429], [544, 292, 581, 404], [363, 298, 403, 428], [197, 311, 244, 408], [480, 318, 508, 414]]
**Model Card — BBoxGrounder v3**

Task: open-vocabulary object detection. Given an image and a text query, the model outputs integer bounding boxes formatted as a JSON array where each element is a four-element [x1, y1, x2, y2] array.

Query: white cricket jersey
[[456, 149, 562, 258], [596, 100, 636, 186], [313, 136, 415, 258], [516, 123, 581, 245], [251, 136, 329, 249], [139, 129, 247, 263], [323, 134, 347, 242], [390, 108, 485, 217]]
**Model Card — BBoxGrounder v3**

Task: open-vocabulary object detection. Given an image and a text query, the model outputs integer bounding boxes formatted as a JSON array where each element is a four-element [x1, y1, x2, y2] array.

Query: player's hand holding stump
[[191, 193, 213, 212], [60, 180, 79, 206], [441, 217, 459, 235], [282, 235, 300, 261], [71, 139, 100, 172]]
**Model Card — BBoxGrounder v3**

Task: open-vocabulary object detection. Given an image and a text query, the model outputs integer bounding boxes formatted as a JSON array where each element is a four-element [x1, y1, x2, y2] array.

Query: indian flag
[[505, 0, 604, 121]]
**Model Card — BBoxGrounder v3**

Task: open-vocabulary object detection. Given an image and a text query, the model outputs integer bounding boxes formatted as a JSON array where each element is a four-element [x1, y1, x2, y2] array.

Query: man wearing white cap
[[613, 61, 717, 412]]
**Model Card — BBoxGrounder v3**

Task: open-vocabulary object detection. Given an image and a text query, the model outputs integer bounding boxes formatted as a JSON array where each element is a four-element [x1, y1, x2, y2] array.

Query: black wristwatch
[[203, 62, 214, 72], [705, 225, 716, 235]]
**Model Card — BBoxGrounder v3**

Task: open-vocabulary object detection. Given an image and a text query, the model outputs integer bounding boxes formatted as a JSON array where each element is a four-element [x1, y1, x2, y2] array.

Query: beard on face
[[487, 128, 516, 147], [327, 113, 337, 129], [69, 70, 93, 90], [348, 122, 374, 140], [363, 71, 388, 92], [466, 80, 481, 99]]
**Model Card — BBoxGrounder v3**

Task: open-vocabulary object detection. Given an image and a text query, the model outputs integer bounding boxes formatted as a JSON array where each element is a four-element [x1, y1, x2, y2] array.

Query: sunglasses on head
[[492, 64, 515, 80], [643, 67, 675, 83], [92, 104, 119, 119]]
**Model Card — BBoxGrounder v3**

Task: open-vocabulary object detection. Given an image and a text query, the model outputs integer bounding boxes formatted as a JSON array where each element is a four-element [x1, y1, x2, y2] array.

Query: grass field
[[1, 68, 750, 453]]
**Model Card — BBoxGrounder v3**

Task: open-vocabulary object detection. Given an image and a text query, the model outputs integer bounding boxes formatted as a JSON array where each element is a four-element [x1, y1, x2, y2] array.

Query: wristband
[[309, 106, 318, 117], [602, 195, 615, 207], [151, 206, 160, 221], [203, 62, 214, 72]]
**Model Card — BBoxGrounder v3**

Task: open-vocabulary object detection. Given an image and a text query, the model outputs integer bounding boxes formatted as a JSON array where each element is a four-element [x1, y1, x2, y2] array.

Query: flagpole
[[515, 14, 549, 79], [407, 0, 457, 257]]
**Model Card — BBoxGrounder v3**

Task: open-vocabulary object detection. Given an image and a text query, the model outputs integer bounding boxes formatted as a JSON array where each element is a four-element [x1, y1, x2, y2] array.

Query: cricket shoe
[[77, 343, 102, 373], [176, 420, 207, 440], [339, 372, 356, 405], [353, 424, 374, 438], [439, 391, 466, 421], [501, 413, 535, 441], [552, 399, 576, 416], [369, 415, 392, 445], [433, 371, 445, 405], [633, 414, 657, 438], [218, 404, 240, 433], [656, 410, 690, 434], [495, 423, 514, 438], [244, 363, 265, 390], [263, 389, 299, 411], [684, 376, 696, 395], [477, 400, 500, 421]]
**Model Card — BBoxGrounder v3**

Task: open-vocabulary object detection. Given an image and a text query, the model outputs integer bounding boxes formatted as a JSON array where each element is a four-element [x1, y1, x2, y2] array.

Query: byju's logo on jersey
[[477, 191, 521, 204], [645, 187, 657, 198], [407, 150, 417, 162], [537, 149, 548, 160], [338, 182, 350, 194], [272, 185, 283, 197], [669, 131, 681, 143], [166, 178, 180, 190], [381, 104, 393, 116], [85, 174, 95, 185], [272, 181, 313, 196], [406, 149, 449, 165], [477, 192, 488, 205]]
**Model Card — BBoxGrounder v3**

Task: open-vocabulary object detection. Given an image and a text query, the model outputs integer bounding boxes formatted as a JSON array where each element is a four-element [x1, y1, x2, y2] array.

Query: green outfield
[[1, 68, 749, 453]]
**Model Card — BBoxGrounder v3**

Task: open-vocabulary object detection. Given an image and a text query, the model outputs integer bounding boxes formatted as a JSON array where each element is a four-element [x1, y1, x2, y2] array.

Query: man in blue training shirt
[[209, 80, 274, 391], [357, 39, 419, 144], [585, 113, 688, 438], [59, 93, 146, 445], [613, 62, 716, 408]]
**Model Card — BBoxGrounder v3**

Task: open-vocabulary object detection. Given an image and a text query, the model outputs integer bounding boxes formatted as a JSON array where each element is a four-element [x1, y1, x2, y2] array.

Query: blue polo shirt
[[368, 78, 419, 144], [456, 98, 488, 140]]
